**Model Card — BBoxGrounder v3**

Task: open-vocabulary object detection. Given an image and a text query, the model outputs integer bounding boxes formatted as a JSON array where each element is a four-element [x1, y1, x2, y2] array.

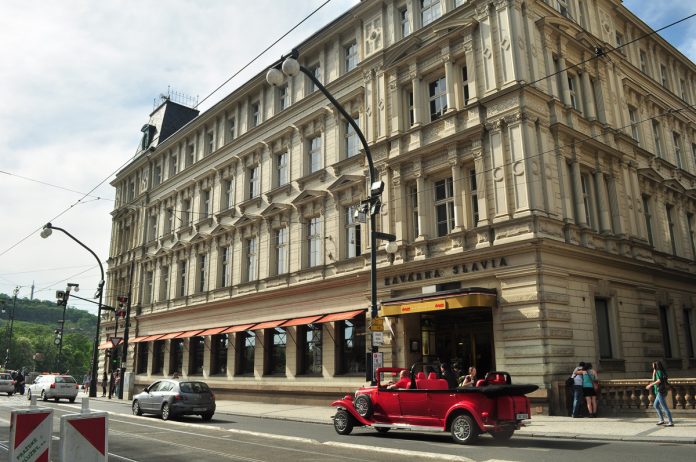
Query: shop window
[[299, 323, 322, 375], [211, 334, 229, 375], [170, 338, 184, 375], [153, 340, 165, 374], [338, 313, 366, 374], [595, 298, 614, 359], [237, 331, 255, 375], [189, 336, 205, 375], [266, 328, 287, 375], [434, 177, 455, 237], [136, 343, 148, 374]]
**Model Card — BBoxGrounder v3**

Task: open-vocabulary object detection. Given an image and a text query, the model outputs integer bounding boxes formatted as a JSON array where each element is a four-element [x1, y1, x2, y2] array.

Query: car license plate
[[516, 413, 529, 420], [193, 407, 206, 412]]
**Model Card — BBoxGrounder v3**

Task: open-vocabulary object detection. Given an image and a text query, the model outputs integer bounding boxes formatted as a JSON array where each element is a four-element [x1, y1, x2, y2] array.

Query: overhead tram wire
[[0, 170, 113, 202]]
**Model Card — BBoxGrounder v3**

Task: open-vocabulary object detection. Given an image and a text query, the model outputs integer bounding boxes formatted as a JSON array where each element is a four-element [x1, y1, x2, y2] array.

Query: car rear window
[[56, 376, 76, 383], [179, 382, 210, 393], [0, 373, 11, 380]]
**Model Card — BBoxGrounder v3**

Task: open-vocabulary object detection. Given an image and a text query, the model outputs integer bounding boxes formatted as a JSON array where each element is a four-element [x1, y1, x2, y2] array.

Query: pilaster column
[[473, 142, 489, 226], [488, 120, 509, 219], [444, 55, 457, 112], [463, 35, 478, 103], [449, 147, 464, 231], [415, 173, 427, 240], [389, 77, 402, 135], [571, 159, 588, 227], [594, 169, 611, 233], [558, 53, 572, 107], [606, 173, 625, 236], [411, 69, 423, 126], [580, 68, 596, 120]]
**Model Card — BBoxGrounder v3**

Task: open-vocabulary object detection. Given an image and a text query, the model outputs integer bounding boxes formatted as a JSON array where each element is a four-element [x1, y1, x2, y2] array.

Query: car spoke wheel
[[451, 414, 478, 445], [353, 394, 373, 418], [132, 400, 143, 416], [333, 409, 354, 435], [161, 402, 171, 421], [491, 428, 515, 441], [41, 391, 47, 402]]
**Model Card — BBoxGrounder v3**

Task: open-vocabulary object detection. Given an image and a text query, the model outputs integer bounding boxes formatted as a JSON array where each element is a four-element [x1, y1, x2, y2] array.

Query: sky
[[0, 0, 694, 314]]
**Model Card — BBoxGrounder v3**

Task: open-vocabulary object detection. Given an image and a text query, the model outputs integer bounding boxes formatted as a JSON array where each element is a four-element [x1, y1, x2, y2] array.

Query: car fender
[[331, 398, 373, 426], [444, 402, 486, 431]]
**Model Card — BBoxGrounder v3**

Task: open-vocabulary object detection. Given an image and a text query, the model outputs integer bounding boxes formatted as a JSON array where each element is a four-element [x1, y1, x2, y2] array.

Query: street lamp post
[[55, 283, 78, 372], [41, 222, 104, 398], [266, 50, 396, 360], [4, 286, 19, 369]]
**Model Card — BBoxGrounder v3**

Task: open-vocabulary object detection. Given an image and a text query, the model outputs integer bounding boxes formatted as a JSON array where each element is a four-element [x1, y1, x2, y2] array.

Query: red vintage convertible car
[[331, 366, 537, 444]]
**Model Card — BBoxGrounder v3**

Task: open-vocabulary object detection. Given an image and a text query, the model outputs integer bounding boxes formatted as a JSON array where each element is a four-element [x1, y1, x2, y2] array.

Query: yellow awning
[[379, 292, 497, 317]]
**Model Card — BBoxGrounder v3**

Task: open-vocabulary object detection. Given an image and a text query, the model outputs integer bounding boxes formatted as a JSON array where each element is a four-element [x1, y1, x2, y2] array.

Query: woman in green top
[[646, 361, 673, 426]]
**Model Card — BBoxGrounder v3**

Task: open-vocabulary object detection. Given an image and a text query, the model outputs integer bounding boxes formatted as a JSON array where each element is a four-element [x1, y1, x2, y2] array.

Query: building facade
[[105, 0, 696, 409]]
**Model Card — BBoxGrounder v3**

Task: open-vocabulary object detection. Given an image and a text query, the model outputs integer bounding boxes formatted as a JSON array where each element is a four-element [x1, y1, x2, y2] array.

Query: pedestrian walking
[[108, 370, 116, 399], [570, 362, 586, 418], [646, 360, 673, 427], [101, 372, 107, 397], [582, 363, 598, 417]]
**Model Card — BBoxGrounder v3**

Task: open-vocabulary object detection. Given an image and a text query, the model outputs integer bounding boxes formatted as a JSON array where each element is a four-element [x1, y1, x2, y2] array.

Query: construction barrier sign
[[9, 408, 53, 462], [59, 411, 108, 461]]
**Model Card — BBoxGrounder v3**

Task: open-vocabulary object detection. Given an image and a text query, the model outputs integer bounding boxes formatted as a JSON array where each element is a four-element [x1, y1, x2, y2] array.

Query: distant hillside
[[0, 293, 97, 335]]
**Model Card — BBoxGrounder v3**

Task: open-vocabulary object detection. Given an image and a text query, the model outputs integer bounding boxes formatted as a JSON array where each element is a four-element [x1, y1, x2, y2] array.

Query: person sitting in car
[[387, 370, 411, 389]]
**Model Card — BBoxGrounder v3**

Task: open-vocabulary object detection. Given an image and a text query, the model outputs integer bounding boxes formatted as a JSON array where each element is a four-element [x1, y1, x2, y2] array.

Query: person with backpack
[[646, 360, 673, 427], [582, 363, 598, 417]]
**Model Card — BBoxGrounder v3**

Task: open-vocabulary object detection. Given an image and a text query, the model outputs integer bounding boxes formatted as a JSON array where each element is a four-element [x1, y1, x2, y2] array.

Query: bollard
[[9, 407, 53, 461], [82, 397, 90, 414], [59, 411, 108, 461], [30, 394, 37, 407]]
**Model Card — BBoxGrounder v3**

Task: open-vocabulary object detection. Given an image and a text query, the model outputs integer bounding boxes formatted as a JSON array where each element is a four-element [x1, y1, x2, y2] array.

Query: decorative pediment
[[188, 231, 209, 244], [431, 17, 478, 36], [637, 166, 664, 183], [209, 223, 231, 236], [170, 241, 188, 252], [260, 203, 293, 219], [383, 35, 423, 69], [154, 247, 169, 257], [663, 178, 686, 194], [291, 190, 328, 208], [232, 213, 261, 229], [327, 175, 365, 194]]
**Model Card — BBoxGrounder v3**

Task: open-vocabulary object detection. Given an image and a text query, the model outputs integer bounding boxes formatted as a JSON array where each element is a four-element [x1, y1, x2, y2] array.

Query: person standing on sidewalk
[[571, 362, 586, 418], [582, 363, 598, 417], [101, 372, 107, 397], [646, 360, 673, 427]]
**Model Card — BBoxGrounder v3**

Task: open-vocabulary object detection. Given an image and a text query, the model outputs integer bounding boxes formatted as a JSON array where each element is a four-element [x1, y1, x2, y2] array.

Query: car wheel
[[333, 409, 354, 435], [54, 397, 59, 402], [491, 428, 515, 441], [451, 414, 478, 445], [26, 389, 32, 401], [353, 394, 373, 418], [201, 412, 214, 421], [69, 397, 75, 403], [375, 427, 390, 434], [7, 392, 12, 396], [161, 402, 172, 421], [41, 391, 47, 402], [132, 400, 143, 416]]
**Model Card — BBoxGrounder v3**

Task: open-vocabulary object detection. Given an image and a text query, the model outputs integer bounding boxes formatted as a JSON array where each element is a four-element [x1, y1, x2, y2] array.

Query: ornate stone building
[[105, 0, 696, 409]]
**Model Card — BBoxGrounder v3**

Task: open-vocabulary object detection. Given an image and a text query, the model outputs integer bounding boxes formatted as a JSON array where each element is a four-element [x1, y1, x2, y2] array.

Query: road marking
[[323, 441, 475, 461]]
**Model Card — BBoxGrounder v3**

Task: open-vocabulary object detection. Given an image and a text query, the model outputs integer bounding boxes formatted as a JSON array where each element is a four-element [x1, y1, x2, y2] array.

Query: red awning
[[282, 315, 323, 327], [159, 332, 183, 340], [221, 323, 256, 334], [198, 326, 228, 336], [253, 320, 287, 330], [97, 341, 111, 350], [130, 336, 149, 343], [317, 309, 365, 323], [176, 330, 203, 339], [142, 334, 165, 342]]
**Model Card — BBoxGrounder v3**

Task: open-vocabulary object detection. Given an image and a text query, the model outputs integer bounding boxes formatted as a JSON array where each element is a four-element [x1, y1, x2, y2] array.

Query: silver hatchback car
[[27, 375, 79, 402], [132, 379, 215, 421], [0, 373, 15, 395]]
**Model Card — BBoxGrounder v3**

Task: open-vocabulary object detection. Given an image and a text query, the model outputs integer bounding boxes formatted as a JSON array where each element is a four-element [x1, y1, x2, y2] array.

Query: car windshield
[[0, 374, 11, 380], [55, 376, 76, 383], [179, 382, 210, 393]]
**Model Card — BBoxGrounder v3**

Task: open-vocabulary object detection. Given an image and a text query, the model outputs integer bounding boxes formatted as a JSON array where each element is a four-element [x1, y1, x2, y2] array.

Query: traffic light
[[55, 290, 69, 306], [116, 296, 128, 318], [54, 328, 62, 346]]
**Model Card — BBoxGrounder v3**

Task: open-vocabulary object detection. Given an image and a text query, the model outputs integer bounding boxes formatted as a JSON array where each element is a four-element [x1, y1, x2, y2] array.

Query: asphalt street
[[0, 395, 693, 462]]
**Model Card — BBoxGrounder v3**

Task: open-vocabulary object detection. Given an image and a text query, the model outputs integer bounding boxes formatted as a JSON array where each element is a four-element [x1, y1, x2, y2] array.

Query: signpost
[[9, 407, 53, 462], [60, 409, 108, 462]]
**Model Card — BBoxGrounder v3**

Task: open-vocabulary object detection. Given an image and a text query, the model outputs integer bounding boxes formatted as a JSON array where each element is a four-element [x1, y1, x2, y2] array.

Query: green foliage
[[0, 294, 97, 377]]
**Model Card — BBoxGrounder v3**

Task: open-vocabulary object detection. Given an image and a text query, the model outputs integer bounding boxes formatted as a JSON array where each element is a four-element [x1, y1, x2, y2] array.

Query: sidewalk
[[92, 394, 695, 445]]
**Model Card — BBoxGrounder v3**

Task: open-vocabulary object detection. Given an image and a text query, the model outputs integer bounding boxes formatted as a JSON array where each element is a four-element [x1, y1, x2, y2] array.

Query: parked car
[[132, 379, 215, 421], [331, 365, 538, 444], [26, 374, 79, 402], [0, 372, 15, 396]]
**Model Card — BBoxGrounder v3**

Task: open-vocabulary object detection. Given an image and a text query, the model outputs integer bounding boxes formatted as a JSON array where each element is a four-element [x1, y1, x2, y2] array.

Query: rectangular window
[[660, 64, 668, 88], [187, 143, 195, 166], [189, 336, 205, 375], [159, 266, 169, 301], [344, 41, 357, 72], [346, 206, 362, 258], [275, 227, 289, 275], [673, 132, 683, 168], [170, 338, 184, 375], [219, 246, 230, 288], [659, 305, 673, 358], [165, 208, 174, 235], [148, 213, 158, 242], [246, 236, 257, 281], [615, 31, 624, 50], [136, 343, 148, 374], [206, 131, 215, 154], [567, 74, 579, 111], [409, 183, 419, 238], [307, 64, 321, 93], [469, 168, 479, 227], [434, 177, 455, 237], [266, 327, 287, 375], [693, 144, 696, 173], [178, 260, 187, 297], [308, 217, 321, 267], [198, 254, 207, 292], [251, 102, 260, 128], [169, 152, 178, 177], [400, 7, 410, 38], [278, 85, 288, 111], [643, 195, 654, 246], [628, 106, 640, 143], [143, 271, 153, 304], [152, 340, 165, 374], [299, 324, 322, 375], [666, 205, 677, 255], [153, 163, 162, 186], [128, 180, 135, 201], [595, 298, 613, 359], [462, 66, 469, 105], [211, 334, 228, 374], [684, 309, 695, 358], [681, 78, 688, 102], [421, 0, 441, 26], [237, 331, 255, 375], [407, 90, 415, 126], [223, 179, 234, 210], [581, 173, 594, 229], [345, 116, 359, 158], [639, 50, 648, 74], [201, 189, 211, 219], [276, 152, 288, 186], [248, 165, 260, 198], [688, 213, 696, 259], [308, 135, 322, 173], [182, 199, 191, 227], [339, 313, 366, 374], [652, 120, 663, 158], [429, 76, 447, 121], [227, 117, 236, 142]]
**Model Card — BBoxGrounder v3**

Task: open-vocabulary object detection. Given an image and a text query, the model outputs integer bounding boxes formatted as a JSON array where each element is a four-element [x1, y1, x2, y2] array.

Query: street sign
[[372, 331, 384, 346], [369, 317, 384, 332], [110, 337, 122, 348], [9, 407, 53, 462], [60, 412, 108, 461]]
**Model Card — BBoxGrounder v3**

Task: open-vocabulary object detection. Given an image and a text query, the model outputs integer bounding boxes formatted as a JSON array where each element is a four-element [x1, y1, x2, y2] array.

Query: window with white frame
[[245, 236, 258, 282], [153, 162, 162, 186], [206, 130, 215, 154], [165, 208, 174, 235], [628, 106, 640, 142], [251, 102, 260, 128], [187, 143, 195, 166], [652, 120, 663, 158], [159, 265, 169, 301], [178, 260, 187, 297], [639, 50, 648, 74], [567, 73, 580, 111], [660, 64, 669, 88], [197, 254, 207, 293], [201, 189, 211, 219], [580, 173, 595, 229], [643, 194, 654, 246], [428, 76, 447, 121], [276, 151, 289, 187], [434, 177, 455, 237], [469, 168, 479, 227], [345, 205, 361, 258], [421, 0, 441, 26], [223, 178, 234, 210], [400, 7, 410, 38], [345, 116, 360, 158], [595, 298, 614, 359], [688, 212, 696, 259], [143, 270, 153, 304], [673, 132, 683, 168], [248, 165, 260, 199], [227, 116, 236, 142], [307, 217, 322, 267], [462, 66, 470, 105], [169, 152, 178, 178], [219, 246, 231, 288], [278, 85, 289, 111], [308, 135, 322, 174], [307, 63, 321, 94], [666, 204, 677, 255], [182, 199, 191, 227], [275, 227, 289, 275], [344, 41, 357, 72], [409, 183, 419, 239]]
